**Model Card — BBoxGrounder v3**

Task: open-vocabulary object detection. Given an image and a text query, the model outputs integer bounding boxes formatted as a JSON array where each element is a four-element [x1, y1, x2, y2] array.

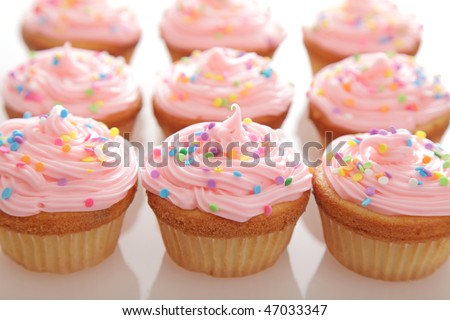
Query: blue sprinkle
[[378, 35, 393, 44], [16, 85, 24, 93], [84, 123, 93, 129], [185, 157, 194, 165], [169, 148, 177, 157], [233, 171, 242, 177], [188, 145, 196, 153], [12, 130, 22, 137], [361, 197, 371, 207], [254, 185, 261, 194], [52, 57, 60, 66], [190, 75, 197, 82], [159, 188, 170, 199], [99, 73, 107, 80], [419, 170, 428, 177], [261, 68, 273, 78], [60, 109, 69, 118], [418, 181, 423, 186], [23, 112, 32, 119], [2, 187, 12, 200], [435, 93, 444, 100], [0, 140, 3, 147], [407, 139, 412, 147], [194, 131, 202, 136], [9, 142, 19, 151], [415, 166, 424, 172], [7, 136, 14, 144]]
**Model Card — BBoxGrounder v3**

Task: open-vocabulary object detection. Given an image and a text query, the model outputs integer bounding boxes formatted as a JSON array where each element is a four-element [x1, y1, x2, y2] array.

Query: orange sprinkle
[[344, 98, 354, 107], [35, 162, 45, 172], [62, 144, 71, 153], [343, 82, 351, 92], [380, 105, 390, 113], [21, 155, 31, 164], [388, 82, 398, 90], [423, 155, 432, 164]]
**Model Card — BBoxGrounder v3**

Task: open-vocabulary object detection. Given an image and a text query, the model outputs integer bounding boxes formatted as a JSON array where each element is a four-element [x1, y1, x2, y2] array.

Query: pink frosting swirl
[[0, 105, 137, 217], [323, 128, 450, 216], [303, 0, 422, 55], [308, 52, 450, 131], [160, 0, 285, 52], [154, 47, 293, 120], [2, 43, 139, 118], [23, 0, 141, 45], [141, 104, 312, 223]]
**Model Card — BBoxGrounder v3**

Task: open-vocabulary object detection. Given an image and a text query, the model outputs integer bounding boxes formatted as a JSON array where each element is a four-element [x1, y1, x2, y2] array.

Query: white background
[[0, 0, 449, 299]]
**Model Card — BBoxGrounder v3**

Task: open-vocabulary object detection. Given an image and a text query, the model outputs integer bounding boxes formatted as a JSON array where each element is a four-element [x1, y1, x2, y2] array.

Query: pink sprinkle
[[249, 134, 258, 142], [54, 138, 63, 146], [0, 146, 10, 154], [16, 162, 26, 168], [85, 198, 94, 208], [83, 133, 92, 142], [201, 132, 209, 141], [264, 205, 272, 217], [151, 170, 160, 179], [153, 148, 161, 157]]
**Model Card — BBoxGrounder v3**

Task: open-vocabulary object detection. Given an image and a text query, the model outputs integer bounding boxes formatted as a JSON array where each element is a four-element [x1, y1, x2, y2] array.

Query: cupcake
[[153, 47, 293, 136], [160, 0, 286, 61], [3, 43, 142, 135], [303, 0, 422, 74], [313, 128, 450, 281], [0, 105, 138, 273], [22, 0, 141, 63], [141, 104, 311, 277], [308, 52, 450, 144]]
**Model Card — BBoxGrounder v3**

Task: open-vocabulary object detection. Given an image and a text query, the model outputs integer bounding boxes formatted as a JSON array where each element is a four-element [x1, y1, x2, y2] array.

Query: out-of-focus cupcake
[[303, 0, 422, 74], [141, 105, 311, 277], [0, 105, 138, 273], [22, 0, 141, 63], [308, 52, 450, 144], [313, 128, 450, 281], [153, 47, 293, 136], [3, 43, 142, 135], [160, 0, 286, 61]]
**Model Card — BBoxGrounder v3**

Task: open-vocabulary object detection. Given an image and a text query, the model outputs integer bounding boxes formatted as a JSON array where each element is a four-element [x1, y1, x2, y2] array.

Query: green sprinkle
[[233, 80, 240, 87], [326, 152, 334, 161], [205, 152, 214, 158], [88, 104, 98, 113], [434, 151, 443, 159], [179, 148, 187, 155], [221, 98, 228, 107], [363, 162, 372, 169], [398, 94, 407, 103], [440, 177, 449, 186], [85, 88, 94, 97], [343, 155, 352, 162], [29, 50, 36, 58], [209, 203, 219, 212], [178, 153, 186, 162], [387, 50, 396, 58], [285, 177, 293, 186], [353, 53, 361, 62], [443, 154, 450, 160], [180, 57, 190, 64], [214, 32, 223, 40], [443, 161, 450, 170]]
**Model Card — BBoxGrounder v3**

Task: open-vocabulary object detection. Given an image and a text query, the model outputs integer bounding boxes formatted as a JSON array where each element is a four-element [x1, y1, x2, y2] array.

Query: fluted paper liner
[[158, 220, 296, 277], [319, 210, 450, 281], [0, 213, 125, 274]]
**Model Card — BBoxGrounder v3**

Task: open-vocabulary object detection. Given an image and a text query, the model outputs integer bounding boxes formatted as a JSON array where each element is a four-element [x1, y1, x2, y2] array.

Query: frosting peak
[[141, 104, 311, 222]]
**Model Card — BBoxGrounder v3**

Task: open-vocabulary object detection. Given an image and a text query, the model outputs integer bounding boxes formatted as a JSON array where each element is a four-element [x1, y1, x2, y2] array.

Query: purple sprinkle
[[369, 128, 379, 135], [57, 178, 67, 186], [207, 179, 216, 188], [378, 129, 388, 135], [275, 176, 285, 185], [14, 136, 24, 144], [365, 186, 376, 196], [425, 143, 434, 150], [385, 171, 393, 179], [252, 152, 260, 159], [202, 168, 211, 172], [201, 132, 209, 141], [423, 168, 432, 176], [208, 122, 216, 130], [209, 147, 218, 155], [151, 170, 160, 179], [389, 126, 397, 134], [332, 107, 342, 114]]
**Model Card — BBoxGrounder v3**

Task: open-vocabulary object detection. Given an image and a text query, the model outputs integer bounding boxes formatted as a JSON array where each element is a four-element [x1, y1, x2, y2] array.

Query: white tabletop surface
[[0, 0, 449, 300]]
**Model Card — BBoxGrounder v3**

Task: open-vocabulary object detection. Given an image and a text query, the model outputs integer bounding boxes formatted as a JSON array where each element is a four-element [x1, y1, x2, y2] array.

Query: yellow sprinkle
[[86, 168, 94, 173], [352, 173, 363, 182], [69, 131, 77, 139], [308, 167, 315, 174], [61, 135, 71, 142], [215, 74, 224, 81], [385, 69, 393, 78], [347, 140, 357, 147], [229, 93, 238, 102], [243, 117, 253, 124], [96, 100, 104, 107], [110, 127, 120, 138], [240, 155, 251, 161], [192, 50, 201, 58], [213, 166, 223, 173], [338, 167, 346, 177], [205, 72, 214, 79], [82, 157, 96, 162], [62, 144, 71, 153], [212, 97, 222, 107], [21, 155, 31, 164], [316, 88, 325, 96], [378, 143, 388, 154], [433, 171, 444, 179], [243, 81, 253, 89], [415, 130, 427, 139], [394, 39, 404, 49]]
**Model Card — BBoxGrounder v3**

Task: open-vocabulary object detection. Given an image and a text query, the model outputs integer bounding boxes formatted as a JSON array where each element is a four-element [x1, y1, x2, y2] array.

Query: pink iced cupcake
[[303, 0, 422, 73], [160, 0, 286, 61], [22, 0, 141, 62]]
